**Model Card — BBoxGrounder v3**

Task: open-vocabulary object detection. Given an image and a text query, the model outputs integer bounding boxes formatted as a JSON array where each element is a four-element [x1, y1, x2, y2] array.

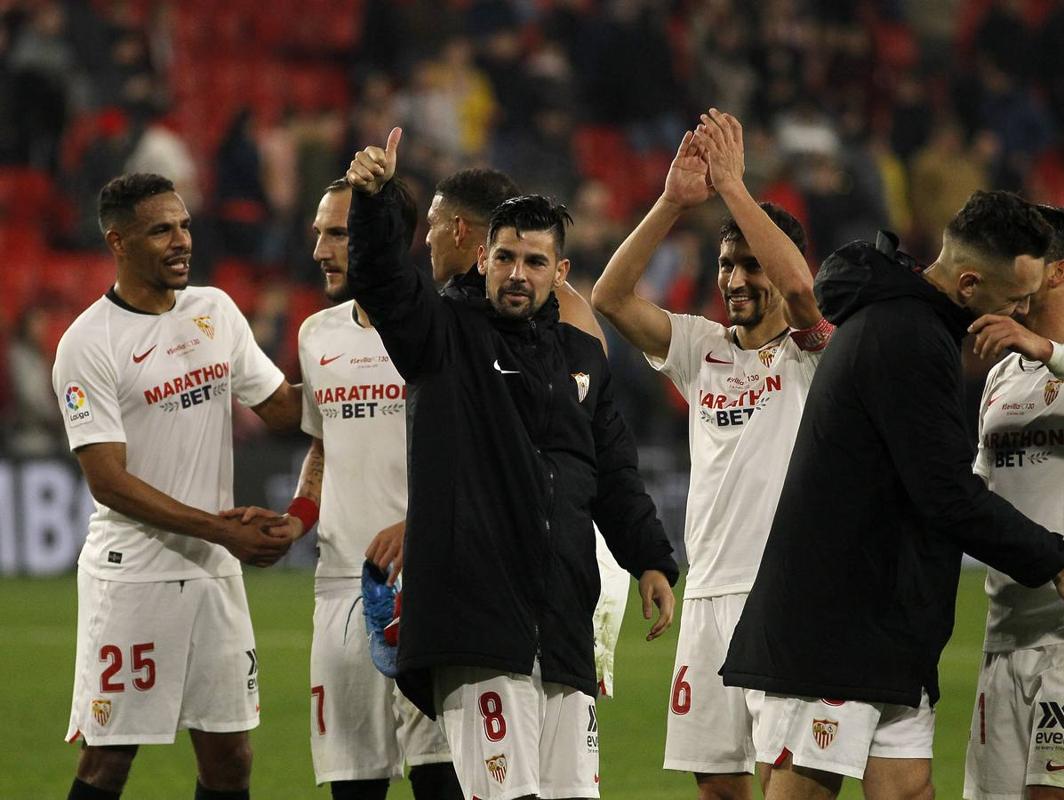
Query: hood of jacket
[[814, 231, 973, 340]]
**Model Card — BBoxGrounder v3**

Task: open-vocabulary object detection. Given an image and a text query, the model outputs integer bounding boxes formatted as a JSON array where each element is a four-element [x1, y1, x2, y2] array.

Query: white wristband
[[1048, 339, 1064, 379]]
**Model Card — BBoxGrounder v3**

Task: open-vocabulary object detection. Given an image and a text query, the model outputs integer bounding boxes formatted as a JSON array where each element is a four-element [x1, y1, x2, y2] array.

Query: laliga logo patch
[[192, 315, 215, 340], [1045, 378, 1062, 407], [812, 718, 838, 749], [91, 698, 112, 727], [571, 372, 590, 403], [485, 754, 507, 784], [758, 346, 777, 369], [64, 383, 93, 427]]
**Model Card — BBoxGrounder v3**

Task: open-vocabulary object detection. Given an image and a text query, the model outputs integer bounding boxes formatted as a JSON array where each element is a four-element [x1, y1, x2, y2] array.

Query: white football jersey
[[974, 353, 1064, 652], [298, 302, 407, 577], [52, 287, 284, 581], [648, 313, 825, 599]]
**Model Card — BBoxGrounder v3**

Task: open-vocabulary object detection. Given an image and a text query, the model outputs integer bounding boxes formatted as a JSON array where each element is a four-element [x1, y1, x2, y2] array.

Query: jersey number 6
[[671, 665, 692, 715]]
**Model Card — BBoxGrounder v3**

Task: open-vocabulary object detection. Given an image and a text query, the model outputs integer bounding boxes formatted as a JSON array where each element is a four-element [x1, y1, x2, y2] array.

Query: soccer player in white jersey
[[592, 109, 833, 800], [964, 204, 1064, 800], [52, 173, 302, 800], [241, 178, 461, 800]]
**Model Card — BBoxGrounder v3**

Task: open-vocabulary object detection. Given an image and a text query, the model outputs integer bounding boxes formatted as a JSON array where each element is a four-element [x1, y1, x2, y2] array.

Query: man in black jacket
[[721, 191, 1064, 799], [345, 128, 678, 800]]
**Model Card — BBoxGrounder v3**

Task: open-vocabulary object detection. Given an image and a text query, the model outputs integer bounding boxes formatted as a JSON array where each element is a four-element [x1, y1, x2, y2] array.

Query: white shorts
[[311, 577, 450, 784], [66, 571, 259, 746], [664, 594, 762, 774], [755, 691, 934, 780], [964, 644, 1064, 799], [433, 663, 599, 800], [593, 525, 629, 699]]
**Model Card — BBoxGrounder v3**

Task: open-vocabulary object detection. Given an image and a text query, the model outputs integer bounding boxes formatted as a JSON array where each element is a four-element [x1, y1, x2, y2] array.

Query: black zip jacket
[[721, 236, 1064, 707], [347, 182, 678, 717]]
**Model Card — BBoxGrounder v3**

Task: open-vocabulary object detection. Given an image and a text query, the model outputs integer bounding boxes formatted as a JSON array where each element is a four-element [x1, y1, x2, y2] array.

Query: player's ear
[[553, 258, 570, 288], [1047, 259, 1064, 290], [476, 244, 488, 275], [453, 216, 468, 249], [105, 228, 124, 257], [957, 271, 980, 302]]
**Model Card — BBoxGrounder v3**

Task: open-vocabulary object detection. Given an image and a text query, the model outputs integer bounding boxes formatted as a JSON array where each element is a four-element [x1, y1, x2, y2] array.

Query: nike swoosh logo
[[986, 393, 1003, 408], [320, 354, 344, 366], [493, 359, 520, 375], [705, 352, 733, 365], [132, 345, 157, 364], [1048, 761, 1064, 772]]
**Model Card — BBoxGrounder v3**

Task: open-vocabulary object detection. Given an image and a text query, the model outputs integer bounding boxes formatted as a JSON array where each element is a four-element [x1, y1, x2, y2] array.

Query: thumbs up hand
[[346, 126, 403, 195]]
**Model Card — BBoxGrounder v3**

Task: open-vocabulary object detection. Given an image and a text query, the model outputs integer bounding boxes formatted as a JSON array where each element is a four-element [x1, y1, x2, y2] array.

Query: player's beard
[[726, 291, 766, 327], [491, 281, 535, 319], [323, 268, 352, 302]]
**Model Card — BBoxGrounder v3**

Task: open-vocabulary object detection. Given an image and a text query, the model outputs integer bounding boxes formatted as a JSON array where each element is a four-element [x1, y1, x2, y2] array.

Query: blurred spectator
[[493, 103, 578, 200], [258, 109, 300, 266], [574, 0, 683, 151], [8, 1, 75, 171], [908, 121, 991, 257], [888, 71, 934, 161], [687, 4, 758, 123], [291, 109, 345, 281], [566, 179, 626, 280], [67, 108, 135, 247], [214, 109, 269, 261], [972, 59, 1053, 190], [8, 307, 64, 457], [125, 109, 201, 212]]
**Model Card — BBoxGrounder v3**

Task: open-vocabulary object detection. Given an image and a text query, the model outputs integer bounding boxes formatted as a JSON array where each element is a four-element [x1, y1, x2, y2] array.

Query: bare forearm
[[593, 198, 682, 313], [89, 469, 225, 543], [591, 199, 677, 359], [294, 438, 325, 506]]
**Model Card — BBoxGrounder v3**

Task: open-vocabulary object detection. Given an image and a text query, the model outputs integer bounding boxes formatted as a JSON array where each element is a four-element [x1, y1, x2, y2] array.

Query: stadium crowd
[[4, 0, 1064, 456]]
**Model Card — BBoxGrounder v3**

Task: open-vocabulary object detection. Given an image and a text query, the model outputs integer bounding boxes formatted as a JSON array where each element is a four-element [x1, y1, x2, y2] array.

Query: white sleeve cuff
[[1047, 339, 1064, 379]]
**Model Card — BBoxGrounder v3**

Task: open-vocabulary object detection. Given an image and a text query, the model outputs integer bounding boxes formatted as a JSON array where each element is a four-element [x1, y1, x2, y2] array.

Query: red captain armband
[[287, 497, 319, 532], [790, 317, 835, 352]]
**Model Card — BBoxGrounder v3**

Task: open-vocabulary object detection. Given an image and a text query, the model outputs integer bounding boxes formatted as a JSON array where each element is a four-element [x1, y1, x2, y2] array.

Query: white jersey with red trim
[[52, 286, 284, 582], [647, 313, 828, 599], [298, 301, 407, 577], [974, 353, 1064, 652]]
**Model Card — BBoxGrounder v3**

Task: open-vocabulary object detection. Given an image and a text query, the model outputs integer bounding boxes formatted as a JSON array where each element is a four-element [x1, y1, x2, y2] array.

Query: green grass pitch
[[0, 570, 987, 798]]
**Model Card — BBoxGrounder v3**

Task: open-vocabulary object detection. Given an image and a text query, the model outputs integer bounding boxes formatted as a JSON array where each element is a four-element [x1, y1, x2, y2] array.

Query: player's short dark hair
[[1035, 204, 1064, 263], [720, 202, 807, 256], [487, 195, 573, 258], [946, 190, 1053, 264], [323, 176, 419, 252], [436, 168, 520, 224], [98, 173, 175, 234]]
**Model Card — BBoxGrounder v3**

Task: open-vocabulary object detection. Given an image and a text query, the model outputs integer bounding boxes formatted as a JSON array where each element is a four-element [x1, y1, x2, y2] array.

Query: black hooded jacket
[[347, 182, 678, 717], [721, 236, 1064, 707]]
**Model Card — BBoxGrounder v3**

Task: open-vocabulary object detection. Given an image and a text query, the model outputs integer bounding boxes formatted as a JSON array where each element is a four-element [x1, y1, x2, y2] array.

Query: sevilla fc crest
[[572, 372, 590, 403], [92, 698, 112, 727], [485, 754, 507, 784], [193, 315, 215, 339], [758, 346, 777, 368], [811, 718, 838, 749], [1045, 378, 1062, 406]]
